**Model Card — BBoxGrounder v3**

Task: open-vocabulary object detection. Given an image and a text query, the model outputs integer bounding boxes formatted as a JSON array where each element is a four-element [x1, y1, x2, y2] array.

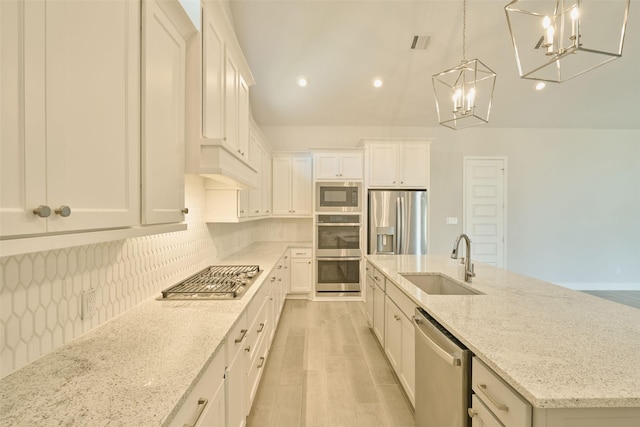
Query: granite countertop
[[0, 242, 310, 426], [366, 254, 640, 410]]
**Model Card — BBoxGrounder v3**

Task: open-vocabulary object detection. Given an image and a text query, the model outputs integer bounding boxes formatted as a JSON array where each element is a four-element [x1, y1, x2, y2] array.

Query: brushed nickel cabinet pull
[[467, 408, 477, 418], [257, 323, 265, 333], [245, 345, 251, 353], [478, 384, 509, 412], [184, 398, 208, 427], [257, 356, 265, 369], [32, 205, 51, 218], [182, 208, 189, 214], [55, 205, 71, 217], [235, 329, 247, 343]]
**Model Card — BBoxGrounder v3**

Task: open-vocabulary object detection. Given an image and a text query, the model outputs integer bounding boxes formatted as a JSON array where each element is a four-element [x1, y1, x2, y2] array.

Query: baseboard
[[554, 282, 640, 291]]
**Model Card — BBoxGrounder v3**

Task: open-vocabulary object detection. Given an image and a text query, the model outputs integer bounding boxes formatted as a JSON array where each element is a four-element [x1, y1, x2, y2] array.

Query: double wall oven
[[316, 214, 362, 295]]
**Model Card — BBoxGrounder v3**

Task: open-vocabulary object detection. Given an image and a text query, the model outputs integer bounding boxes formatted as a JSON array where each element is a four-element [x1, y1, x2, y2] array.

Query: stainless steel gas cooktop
[[159, 265, 261, 300]]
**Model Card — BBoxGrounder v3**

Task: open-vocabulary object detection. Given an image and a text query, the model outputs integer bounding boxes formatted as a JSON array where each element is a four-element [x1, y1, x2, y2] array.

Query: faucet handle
[[459, 256, 465, 265], [469, 263, 476, 277]]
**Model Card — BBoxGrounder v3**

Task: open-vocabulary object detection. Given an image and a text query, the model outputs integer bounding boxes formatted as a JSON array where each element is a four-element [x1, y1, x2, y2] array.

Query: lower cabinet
[[169, 344, 226, 427], [384, 294, 415, 406], [470, 395, 504, 427], [289, 248, 312, 295], [372, 277, 385, 344]]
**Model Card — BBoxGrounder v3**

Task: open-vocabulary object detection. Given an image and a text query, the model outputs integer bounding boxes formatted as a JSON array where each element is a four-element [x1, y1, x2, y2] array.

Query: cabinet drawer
[[470, 395, 503, 427], [169, 345, 226, 427], [226, 312, 248, 362], [385, 280, 415, 320], [368, 265, 385, 291], [246, 297, 269, 365], [246, 324, 269, 409], [290, 247, 312, 258], [472, 358, 532, 427]]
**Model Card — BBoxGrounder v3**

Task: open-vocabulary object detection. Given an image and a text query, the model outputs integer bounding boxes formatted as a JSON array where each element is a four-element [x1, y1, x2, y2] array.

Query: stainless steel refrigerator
[[368, 190, 427, 255]]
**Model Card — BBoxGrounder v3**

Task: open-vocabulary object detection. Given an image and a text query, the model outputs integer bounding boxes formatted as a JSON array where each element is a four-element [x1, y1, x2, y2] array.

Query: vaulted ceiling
[[227, 0, 639, 129]]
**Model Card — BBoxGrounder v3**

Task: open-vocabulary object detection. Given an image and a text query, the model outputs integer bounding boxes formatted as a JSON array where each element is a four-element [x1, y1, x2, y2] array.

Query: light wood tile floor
[[247, 300, 415, 427], [582, 290, 640, 309]]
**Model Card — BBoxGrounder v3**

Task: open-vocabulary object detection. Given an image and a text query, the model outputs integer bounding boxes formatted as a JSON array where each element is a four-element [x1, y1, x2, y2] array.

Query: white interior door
[[464, 157, 506, 268]]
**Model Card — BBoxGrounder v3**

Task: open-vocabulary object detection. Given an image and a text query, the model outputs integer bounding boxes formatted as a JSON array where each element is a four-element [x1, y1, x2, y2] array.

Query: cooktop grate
[[160, 265, 260, 299]]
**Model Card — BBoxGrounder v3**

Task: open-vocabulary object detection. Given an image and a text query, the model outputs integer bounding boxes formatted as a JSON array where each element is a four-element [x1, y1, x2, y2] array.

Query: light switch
[[446, 217, 458, 225]]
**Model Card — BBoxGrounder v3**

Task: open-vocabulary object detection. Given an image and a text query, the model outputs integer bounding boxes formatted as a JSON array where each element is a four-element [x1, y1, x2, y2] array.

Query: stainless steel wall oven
[[316, 214, 361, 295]]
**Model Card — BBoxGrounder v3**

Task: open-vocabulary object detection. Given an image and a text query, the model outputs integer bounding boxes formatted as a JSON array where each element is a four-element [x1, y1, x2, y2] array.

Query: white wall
[[263, 125, 640, 289], [0, 175, 311, 378]]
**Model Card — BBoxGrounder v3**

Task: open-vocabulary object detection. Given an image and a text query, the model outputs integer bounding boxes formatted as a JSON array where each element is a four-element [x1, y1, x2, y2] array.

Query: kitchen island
[[366, 254, 640, 424]]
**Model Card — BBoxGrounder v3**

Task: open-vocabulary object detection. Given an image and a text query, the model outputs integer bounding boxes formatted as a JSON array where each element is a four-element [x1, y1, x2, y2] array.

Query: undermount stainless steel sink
[[400, 274, 483, 295]]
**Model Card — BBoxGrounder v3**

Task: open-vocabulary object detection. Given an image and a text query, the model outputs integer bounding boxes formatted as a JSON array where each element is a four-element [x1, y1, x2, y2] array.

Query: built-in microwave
[[316, 182, 361, 212]]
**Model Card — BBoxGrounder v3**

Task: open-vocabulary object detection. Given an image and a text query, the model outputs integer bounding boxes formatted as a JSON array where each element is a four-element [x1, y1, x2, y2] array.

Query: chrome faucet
[[451, 234, 476, 283]]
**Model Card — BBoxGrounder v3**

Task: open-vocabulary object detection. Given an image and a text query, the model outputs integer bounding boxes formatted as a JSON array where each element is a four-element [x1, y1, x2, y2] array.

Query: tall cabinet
[[272, 155, 313, 216], [1, 0, 141, 236]]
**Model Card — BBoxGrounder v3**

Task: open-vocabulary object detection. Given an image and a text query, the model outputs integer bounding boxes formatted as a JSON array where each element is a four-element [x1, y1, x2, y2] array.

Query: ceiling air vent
[[411, 35, 431, 50]]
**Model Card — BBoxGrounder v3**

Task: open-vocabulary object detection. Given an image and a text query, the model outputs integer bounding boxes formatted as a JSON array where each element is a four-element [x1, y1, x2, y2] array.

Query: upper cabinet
[[142, 0, 190, 225], [313, 150, 364, 180], [1, 0, 141, 237], [362, 140, 432, 189], [272, 155, 313, 217], [185, 0, 257, 189]]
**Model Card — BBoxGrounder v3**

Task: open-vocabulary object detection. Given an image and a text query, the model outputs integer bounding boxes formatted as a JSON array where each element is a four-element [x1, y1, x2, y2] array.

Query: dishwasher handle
[[414, 315, 461, 367]]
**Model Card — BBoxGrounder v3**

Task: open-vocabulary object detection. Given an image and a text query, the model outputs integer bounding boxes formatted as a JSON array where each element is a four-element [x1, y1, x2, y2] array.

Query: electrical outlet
[[446, 217, 458, 225], [82, 289, 97, 320]]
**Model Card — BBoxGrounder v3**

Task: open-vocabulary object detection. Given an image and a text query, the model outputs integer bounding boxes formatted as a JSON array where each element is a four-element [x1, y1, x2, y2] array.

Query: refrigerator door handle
[[396, 196, 403, 254]]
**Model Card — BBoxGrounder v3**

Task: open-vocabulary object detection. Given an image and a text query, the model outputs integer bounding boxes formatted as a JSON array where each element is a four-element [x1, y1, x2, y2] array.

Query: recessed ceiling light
[[373, 77, 384, 88], [535, 82, 546, 91], [297, 76, 309, 87]]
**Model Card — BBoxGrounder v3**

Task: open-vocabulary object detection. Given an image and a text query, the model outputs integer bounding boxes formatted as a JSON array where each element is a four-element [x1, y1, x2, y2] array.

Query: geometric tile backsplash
[[0, 175, 311, 379]]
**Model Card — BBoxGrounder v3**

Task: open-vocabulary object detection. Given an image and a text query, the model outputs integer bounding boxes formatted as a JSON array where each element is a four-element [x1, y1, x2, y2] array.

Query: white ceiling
[[227, 1, 640, 129]]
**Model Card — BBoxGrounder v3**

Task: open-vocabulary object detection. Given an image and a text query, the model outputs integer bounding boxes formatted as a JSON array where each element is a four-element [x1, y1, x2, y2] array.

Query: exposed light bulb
[[453, 88, 463, 111], [570, 6, 579, 41], [297, 76, 308, 87], [373, 77, 384, 88], [542, 16, 551, 29], [466, 87, 476, 112]]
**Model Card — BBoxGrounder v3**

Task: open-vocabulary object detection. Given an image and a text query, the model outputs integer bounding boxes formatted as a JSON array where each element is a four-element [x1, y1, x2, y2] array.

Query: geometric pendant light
[[504, 0, 631, 83], [433, 0, 497, 130]]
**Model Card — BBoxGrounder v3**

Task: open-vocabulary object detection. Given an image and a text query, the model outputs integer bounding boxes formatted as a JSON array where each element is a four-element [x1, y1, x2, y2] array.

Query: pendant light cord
[[462, 0, 466, 61]]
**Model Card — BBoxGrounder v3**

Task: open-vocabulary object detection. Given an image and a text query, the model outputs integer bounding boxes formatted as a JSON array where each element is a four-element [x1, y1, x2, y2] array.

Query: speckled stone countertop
[[366, 254, 640, 409], [0, 242, 309, 426]]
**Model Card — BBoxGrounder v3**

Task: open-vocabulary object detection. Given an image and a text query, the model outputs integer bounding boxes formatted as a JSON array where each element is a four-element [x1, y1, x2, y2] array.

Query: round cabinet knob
[[182, 208, 189, 214], [32, 205, 51, 218], [55, 205, 71, 217], [467, 408, 477, 418]]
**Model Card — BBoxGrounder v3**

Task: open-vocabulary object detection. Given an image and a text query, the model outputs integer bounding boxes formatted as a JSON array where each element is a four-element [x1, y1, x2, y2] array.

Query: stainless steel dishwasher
[[414, 307, 471, 427]]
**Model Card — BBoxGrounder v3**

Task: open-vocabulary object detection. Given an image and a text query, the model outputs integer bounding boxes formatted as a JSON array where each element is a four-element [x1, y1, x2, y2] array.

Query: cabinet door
[[0, 0, 47, 236], [237, 75, 249, 160], [224, 49, 239, 151], [238, 190, 249, 218], [373, 283, 385, 344], [202, 5, 224, 139], [290, 258, 312, 293], [384, 296, 402, 372], [290, 156, 312, 215], [365, 275, 375, 327], [315, 154, 340, 179], [197, 378, 226, 427], [400, 313, 415, 406], [470, 395, 503, 427], [226, 352, 245, 427], [368, 144, 397, 187], [261, 150, 272, 216], [45, 0, 140, 232], [340, 153, 363, 180], [398, 144, 429, 188], [142, 0, 186, 225], [272, 157, 292, 215]]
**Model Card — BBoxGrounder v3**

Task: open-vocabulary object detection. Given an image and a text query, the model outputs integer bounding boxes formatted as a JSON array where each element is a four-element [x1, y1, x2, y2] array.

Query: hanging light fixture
[[433, 0, 497, 130], [505, 0, 631, 83]]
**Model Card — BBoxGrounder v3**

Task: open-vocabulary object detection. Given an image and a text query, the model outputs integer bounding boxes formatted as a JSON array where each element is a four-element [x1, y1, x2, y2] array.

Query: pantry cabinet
[[363, 140, 432, 189], [141, 0, 187, 225], [313, 150, 363, 180], [272, 155, 313, 216], [1, 0, 140, 237]]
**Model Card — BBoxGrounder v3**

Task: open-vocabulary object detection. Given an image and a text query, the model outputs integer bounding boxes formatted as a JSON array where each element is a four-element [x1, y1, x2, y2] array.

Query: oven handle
[[316, 257, 362, 261], [316, 223, 361, 226]]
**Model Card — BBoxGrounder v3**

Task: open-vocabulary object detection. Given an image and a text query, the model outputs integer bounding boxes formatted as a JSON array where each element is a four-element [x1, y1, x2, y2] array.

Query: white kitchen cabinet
[[363, 140, 431, 189], [470, 395, 504, 427], [141, 0, 187, 225], [185, 0, 257, 188], [384, 293, 415, 407], [289, 248, 313, 294], [272, 155, 312, 216], [372, 273, 385, 344], [169, 344, 226, 427], [261, 149, 272, 216], [313, 150, 363, 180], [365, 264, 375, 326], [1, 0, 140, 237]]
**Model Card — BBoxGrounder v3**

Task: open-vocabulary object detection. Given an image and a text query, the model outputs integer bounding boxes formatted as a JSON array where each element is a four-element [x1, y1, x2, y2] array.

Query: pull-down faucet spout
[[451, 234, 476, 283]]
